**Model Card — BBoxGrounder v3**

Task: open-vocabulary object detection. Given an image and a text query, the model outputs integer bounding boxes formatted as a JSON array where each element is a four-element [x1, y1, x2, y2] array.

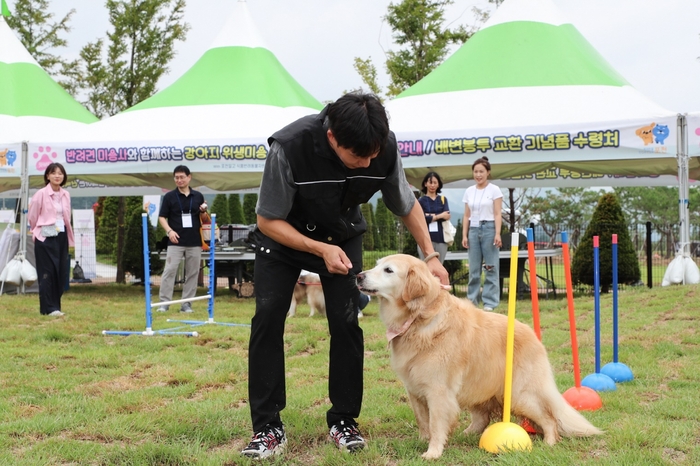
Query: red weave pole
[[561, 235, 581, 388]]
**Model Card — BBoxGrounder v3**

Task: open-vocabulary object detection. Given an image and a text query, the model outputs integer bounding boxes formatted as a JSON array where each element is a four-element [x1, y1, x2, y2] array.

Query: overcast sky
[[41, 0, 700, 113]]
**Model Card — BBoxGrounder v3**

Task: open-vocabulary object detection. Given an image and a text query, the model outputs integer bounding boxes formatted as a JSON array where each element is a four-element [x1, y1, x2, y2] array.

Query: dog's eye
[[383, 267, 393, 274]]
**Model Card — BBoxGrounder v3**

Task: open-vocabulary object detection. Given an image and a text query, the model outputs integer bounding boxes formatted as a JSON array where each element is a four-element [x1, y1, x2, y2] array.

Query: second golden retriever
[[288, 271, 326, 317], [357, 254, 602, 459]]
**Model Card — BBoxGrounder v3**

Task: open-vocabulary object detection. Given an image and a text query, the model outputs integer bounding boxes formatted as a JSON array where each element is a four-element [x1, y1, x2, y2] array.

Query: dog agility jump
[[103, 213, 248, 337]]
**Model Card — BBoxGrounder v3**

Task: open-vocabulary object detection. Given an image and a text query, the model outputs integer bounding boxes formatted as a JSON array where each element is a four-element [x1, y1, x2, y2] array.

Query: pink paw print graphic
[[34, 146, 58, 171]]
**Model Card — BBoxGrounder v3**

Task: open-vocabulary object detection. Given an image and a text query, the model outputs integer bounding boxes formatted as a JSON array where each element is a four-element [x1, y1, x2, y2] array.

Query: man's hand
[[320, 244, 353, 275], [427, 257, 449, 285]]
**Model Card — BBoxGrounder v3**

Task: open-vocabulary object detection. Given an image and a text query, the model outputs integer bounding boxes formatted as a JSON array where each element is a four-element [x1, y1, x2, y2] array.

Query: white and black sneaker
[[241, 424, 287, 459], [329, 420, 366, 452]]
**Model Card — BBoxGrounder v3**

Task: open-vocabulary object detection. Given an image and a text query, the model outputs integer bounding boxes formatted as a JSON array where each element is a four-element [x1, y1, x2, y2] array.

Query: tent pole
[[19, 142, 29, 294], [676, 114, 689, 277]]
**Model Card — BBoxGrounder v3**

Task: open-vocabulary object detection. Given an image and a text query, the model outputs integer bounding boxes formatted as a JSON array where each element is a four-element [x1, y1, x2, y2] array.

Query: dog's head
[[357, 254, 441, 318]]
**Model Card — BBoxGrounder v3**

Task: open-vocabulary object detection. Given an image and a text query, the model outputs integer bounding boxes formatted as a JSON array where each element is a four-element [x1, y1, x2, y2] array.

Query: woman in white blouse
[[462, 157, 502, 311]]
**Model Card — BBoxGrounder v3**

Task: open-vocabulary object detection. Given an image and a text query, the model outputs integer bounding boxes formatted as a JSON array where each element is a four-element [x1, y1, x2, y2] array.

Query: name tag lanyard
[[177, 193, 194, 229]]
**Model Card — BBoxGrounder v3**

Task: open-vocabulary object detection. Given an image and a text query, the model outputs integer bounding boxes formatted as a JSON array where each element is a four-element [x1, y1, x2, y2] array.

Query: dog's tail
[[553, 393, 604, 438]]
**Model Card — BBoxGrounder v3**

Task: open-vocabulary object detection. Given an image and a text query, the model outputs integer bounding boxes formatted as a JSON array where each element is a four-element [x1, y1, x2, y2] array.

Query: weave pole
[[581, 236, 616, 392], [479, 233, 532, 454], [601, 234, 634, 382], [167, 213, 250, 328], [103, 214, 199, 337], [560, 231, 603, 411]]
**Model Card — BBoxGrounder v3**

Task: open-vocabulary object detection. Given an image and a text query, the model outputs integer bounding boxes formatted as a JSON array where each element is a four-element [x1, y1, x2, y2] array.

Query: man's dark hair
[[173, 165, 191, 176], [326, 93, 389, 158]]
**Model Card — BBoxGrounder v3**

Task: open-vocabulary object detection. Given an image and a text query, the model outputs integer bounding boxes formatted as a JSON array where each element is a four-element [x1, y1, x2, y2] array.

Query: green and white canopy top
[[385, 0, 680, 184], [0, 11, 96, 145], [77, 0, 322, 143]]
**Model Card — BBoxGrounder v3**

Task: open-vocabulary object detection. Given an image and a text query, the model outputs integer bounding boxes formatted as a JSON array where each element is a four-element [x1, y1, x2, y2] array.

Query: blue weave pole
[[167, 213, 250, 328], [601, 234, 633, 382], [582, 235, 616, 391], [103, 214, 199, 337]]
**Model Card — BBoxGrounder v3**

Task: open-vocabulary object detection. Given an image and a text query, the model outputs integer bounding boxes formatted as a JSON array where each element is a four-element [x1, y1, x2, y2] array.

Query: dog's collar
[[386, 317, 416, 342]]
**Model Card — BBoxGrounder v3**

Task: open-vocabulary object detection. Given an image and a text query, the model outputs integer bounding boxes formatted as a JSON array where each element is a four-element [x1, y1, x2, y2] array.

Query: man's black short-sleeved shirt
[[159, 188, 205, 247]]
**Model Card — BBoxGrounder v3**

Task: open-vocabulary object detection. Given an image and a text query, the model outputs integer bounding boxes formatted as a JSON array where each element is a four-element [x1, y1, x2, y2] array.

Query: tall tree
[[210, 194, 230, 225], [361, 203, 375, 251], [5, 0, 80, 94], [76, 0, 189, 118], [228, 194, 246, 224], [355, 0, 470, 98], [527, 188, 602, 248], [73, 0, 188, 282], [614, 186, 694, 259], [572, 193, 640, 292], [242, 193, 258, 225]]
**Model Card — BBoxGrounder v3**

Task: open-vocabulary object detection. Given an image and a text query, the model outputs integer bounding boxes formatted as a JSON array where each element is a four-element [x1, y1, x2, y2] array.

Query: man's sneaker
[[156, 306, 168, 313], [241, 425, 287, 459], [48, 310, 64, 317], [180, 303, 193, 313], [329, 420, 366, 452]]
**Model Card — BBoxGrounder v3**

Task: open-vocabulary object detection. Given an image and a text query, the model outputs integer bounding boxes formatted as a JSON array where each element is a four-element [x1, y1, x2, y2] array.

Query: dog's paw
[[422, 449, 443, 460]]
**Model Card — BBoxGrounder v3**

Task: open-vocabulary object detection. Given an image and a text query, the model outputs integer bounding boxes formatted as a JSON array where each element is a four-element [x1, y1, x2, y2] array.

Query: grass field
[[1, 282, 699, 465]]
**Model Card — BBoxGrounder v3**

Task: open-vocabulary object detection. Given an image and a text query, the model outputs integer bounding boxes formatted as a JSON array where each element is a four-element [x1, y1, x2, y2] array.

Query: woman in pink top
[[27, 163, 74, 316]]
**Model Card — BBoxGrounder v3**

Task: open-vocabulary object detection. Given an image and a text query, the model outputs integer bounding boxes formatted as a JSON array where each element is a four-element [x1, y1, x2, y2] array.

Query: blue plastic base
[[581, 372, 617, 392], [601, 362, 634, 383]]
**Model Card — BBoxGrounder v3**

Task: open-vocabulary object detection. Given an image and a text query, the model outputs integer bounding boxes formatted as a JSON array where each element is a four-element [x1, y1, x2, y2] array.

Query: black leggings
[[248, 253, 363, 431]]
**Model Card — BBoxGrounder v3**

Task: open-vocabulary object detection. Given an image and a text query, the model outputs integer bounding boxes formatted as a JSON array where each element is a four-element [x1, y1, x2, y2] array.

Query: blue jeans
[[467, 221, 500, 309]]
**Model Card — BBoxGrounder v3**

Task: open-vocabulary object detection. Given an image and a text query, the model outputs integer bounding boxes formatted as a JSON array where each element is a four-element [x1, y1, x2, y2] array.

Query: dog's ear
[[401, 265, 431, 304]]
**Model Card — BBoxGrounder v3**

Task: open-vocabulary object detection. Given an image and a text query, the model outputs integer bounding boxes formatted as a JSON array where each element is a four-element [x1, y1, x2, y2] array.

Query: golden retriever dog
[[357, 254, 602, 459], [288, 271, 326, 317]]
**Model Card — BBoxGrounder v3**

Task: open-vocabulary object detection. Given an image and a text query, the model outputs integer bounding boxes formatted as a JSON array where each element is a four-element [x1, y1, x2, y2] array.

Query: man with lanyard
[[157, 165, 208, 313], [240, 93, 449, 459]]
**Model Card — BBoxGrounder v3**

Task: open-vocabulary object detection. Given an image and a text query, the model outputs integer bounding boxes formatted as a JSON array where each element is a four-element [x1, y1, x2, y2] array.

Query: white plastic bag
[[0, 256, 23, 285], [442, 220, 456, 246], [661, 255, 685, 286], [20, 259, 38, 287]]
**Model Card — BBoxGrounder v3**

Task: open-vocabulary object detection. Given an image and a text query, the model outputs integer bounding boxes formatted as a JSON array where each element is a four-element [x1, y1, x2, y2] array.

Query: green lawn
[[0, 282, 698, 465]]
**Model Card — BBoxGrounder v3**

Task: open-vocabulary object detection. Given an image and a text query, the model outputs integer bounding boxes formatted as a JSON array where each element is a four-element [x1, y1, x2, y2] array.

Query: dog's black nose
[[356, 272, 365, 284]]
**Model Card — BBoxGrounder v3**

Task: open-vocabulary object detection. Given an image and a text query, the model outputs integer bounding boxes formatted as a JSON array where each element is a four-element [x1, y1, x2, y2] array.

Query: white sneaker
[[241, 425, 287, 459], [48, 310, 64, 317], [484, 307, 494, 311], [156, 306, 168, 312], [329, 420, 366, 452]]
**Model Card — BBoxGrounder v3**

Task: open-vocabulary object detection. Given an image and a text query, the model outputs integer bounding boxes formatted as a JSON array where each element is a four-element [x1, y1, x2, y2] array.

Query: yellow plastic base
[[479, 422, 533, 454]]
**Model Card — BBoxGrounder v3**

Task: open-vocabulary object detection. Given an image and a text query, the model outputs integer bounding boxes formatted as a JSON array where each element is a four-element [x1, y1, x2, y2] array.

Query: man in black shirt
[[157, 165, 207, 313]]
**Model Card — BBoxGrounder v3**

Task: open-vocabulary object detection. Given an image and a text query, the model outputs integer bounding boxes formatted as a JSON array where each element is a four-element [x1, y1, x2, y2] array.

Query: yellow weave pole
[[479, 232, 532, 453], [502, 231, 519, 422]]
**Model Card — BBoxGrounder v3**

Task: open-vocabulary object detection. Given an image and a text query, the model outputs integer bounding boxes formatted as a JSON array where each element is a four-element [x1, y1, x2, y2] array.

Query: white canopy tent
[[28, 0, 322, 192], [0, 13, 98, 193], [384, 0, 698, 283], [385, 0, 691, 188]]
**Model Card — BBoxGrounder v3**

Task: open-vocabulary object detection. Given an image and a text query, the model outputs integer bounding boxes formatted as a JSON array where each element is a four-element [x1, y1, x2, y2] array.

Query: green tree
[[355, 0, 469, 98], [571, 193, 640, 293], [96, 197, 119, 254], [528, 188, 602, 248], [76, 0, 189, 118], [210, 194, 230, 225], [615, 187, 684, 259], [5, 0, 81, 94], [243, 193, 258, 225], [229, 194, 246, 224], [375, 198, 399, 250], [361, 203, 375, 251], [122, 197, 163, 282]]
